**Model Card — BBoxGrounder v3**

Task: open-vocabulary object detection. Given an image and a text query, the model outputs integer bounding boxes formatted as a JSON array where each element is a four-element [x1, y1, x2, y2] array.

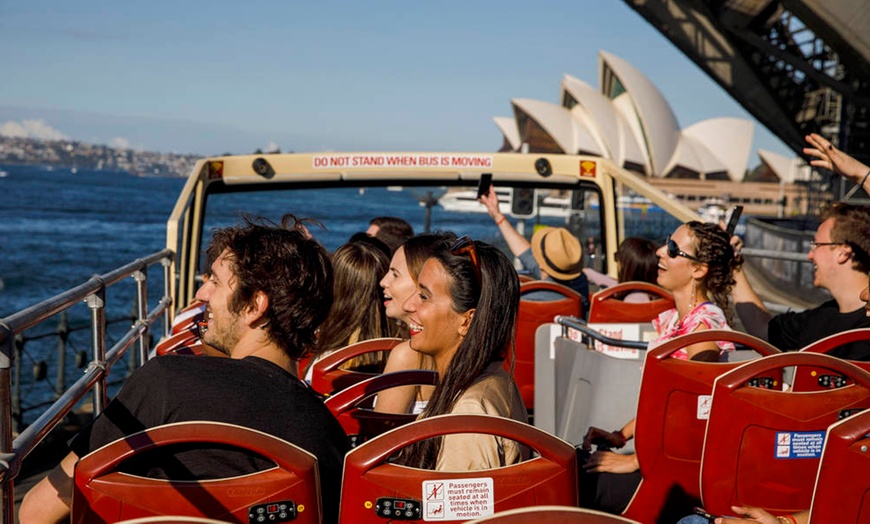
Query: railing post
[[134, 268, 149, 367], [0, 322, 16, 524], [56, 312, 69, 399], [87, 283, 108, 415], [162, 255, 172, 339], [11, 336, 22, 435]]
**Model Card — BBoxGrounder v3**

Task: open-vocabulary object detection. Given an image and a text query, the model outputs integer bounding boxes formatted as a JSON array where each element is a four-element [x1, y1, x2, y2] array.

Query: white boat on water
[[438, 188, 573, 218], [439, 189, 658, 218]]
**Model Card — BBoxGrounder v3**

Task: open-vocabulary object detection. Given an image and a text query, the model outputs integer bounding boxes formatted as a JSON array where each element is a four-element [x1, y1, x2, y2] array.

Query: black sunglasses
[[449, 235, 482, 286], [666, 236, 700, 262]]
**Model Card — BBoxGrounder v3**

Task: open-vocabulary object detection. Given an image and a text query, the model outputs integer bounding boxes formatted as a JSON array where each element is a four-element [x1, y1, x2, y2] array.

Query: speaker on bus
[[511, 188, 538, 219]]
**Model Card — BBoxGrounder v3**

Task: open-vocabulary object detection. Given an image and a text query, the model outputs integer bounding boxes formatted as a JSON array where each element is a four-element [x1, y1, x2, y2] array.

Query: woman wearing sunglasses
[[650, 221, 743, 359], [581, 221, 742, 514], [396, 236, 528, 471]]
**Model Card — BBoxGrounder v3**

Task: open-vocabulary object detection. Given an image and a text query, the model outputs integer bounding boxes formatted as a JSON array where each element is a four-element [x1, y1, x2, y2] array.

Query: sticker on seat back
[[775, 431, 825, 459], [422, 477, 494, 521], [697, 395, 712, 420]]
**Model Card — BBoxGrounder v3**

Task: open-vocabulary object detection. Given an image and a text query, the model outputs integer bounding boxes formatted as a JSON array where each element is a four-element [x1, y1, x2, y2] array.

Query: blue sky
[[0, 0, 794, 161]]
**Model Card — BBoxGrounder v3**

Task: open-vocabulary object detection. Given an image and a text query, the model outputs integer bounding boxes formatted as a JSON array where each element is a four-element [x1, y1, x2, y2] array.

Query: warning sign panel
[[312, 154, 493, 169], [696, 395, 712, 420], [422, 477, 494, 521], [775, 431, 825, 459], [572, 323, 657, 360]]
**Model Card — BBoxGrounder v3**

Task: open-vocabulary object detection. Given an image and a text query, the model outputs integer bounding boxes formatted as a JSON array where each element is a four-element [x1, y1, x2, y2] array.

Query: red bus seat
[[154, 302, 206, 357], [71, 421, 321, 524], [622, 331, 780, 523], [513, 281, 583, 413], [154, 330, 204, 357], [809, 409, 870, 522], [338, 413, 578, 523], [700, 353, 870, 517], [587, 282, 673, 323], [466, 505, 641, 523], [309, 337, 403, 396], [794, 328, 870, 391], [116, 518, 232, 524], [324, 370, 439, 447]]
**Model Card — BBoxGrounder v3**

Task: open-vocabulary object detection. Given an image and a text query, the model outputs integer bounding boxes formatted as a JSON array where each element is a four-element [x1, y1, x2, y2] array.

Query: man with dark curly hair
[[21, 217, 349, 523], [733, 202, 870, 360]]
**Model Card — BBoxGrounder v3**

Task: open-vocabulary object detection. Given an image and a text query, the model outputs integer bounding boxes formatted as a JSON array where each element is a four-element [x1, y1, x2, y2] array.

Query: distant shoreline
[[0, 135, 202, 178]]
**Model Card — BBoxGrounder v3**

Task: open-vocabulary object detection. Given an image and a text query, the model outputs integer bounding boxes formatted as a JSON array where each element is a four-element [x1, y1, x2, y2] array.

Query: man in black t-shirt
[[21, 217, 349, 523], [733, 202, 870, 360]]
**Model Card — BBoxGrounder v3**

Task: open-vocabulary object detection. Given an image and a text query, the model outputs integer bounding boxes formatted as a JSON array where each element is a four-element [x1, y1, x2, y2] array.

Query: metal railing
[[0, 249, 173, 523], [555, 315, 649, 350]]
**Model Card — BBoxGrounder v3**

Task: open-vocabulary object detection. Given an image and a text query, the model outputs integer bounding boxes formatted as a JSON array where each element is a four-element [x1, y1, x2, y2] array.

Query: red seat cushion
[[339, 414, 579, 523], [72, 421, 321, 524], [587, 281, 673, 323], [622, 330, 779, 523], [700, 352, 870, 516], [511, 281, 583, 412], [309, 337, 403, 396], [324, 370, 438, 447]]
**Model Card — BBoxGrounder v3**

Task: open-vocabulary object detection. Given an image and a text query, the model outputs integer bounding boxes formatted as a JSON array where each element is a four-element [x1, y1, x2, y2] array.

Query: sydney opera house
[[493, 51, 811, 216]]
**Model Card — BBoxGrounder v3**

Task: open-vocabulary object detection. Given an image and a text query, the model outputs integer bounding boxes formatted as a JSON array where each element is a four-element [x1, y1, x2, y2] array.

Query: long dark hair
[[403, 232, 458, 281], [314, 239, 391, 354], [397, 240, 520, 469], [616, 237, 658, 284], [685, 221, 743, 319]]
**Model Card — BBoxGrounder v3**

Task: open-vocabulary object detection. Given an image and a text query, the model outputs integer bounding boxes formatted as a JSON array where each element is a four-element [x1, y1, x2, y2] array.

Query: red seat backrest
[[309, 337, 403, 396], [465, 505, 641, 523], [169, 301, 206, 335], [513, 281, 583, 412], [324, 370, 438, 447], [71, 421, 321, 524], [809, 410, 870, 523], [794, 328, 870, 391], [587, 281, 674, 323], [622, 331, 780, 523], [700, 353, 870, 516], [155, 302, 206, 356], [338, 413, 578, 524], [154, 330, 205, 357]]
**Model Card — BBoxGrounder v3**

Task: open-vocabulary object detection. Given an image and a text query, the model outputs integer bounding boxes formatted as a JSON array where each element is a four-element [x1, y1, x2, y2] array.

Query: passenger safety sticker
[[775, 431, 825, 459], [422, 477, 494, 521], [697, 395, 712, 420]]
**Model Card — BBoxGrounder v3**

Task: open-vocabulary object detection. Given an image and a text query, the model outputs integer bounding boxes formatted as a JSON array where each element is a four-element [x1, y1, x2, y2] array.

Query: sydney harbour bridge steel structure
[[623, 0, 870, 203]]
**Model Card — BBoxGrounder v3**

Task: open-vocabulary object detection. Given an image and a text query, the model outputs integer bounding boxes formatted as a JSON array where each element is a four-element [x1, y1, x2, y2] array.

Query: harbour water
[[0, 164, 504, 317]]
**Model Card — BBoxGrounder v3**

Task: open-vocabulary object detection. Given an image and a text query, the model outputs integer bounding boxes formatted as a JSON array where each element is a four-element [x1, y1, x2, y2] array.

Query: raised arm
[[478, 187, 530, 257], [804, 133, 870, 189], [732, 268, 772, 340]]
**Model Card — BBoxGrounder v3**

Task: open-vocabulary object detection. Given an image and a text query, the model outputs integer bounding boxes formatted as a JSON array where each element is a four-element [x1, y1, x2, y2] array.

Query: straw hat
[[530, 227, 583, 280]]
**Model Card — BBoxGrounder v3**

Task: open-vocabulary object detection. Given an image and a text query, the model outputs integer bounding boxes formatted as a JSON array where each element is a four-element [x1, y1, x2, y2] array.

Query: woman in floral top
[[649, 221, 743, 360], [580, 221, 743, 514]]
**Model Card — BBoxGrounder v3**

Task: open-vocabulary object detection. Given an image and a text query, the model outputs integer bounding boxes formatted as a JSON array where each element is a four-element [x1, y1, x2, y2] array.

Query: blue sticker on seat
[[775, 431, 825, 459]]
